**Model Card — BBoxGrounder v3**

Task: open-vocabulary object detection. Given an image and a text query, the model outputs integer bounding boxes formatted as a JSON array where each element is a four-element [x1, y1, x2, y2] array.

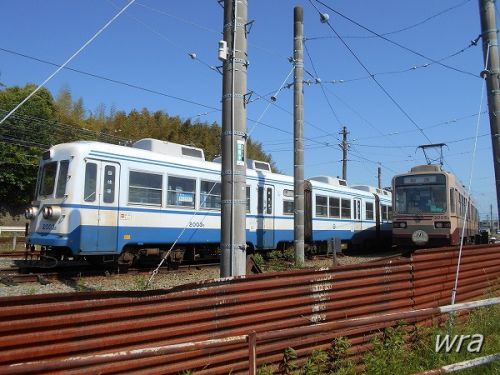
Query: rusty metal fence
[[0, 244, 498, 374]]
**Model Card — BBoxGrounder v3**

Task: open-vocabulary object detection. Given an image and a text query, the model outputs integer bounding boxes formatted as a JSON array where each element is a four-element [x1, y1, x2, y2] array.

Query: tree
[[0, 84, 56, 213]]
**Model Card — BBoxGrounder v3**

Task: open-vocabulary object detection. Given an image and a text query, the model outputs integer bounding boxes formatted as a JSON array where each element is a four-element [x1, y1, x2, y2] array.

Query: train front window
[[38, 162, 58, 197], [394, 174, 447, 214], [55, 160, 69, 198]]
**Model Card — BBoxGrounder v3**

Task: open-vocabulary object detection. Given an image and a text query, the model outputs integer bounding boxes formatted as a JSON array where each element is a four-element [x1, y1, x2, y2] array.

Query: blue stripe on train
[[28, 225, 372, 255]]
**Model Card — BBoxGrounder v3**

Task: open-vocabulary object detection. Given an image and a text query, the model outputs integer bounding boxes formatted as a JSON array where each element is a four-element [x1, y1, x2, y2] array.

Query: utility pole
[[377, 166, 382, 189], [293, 6, 305, 265], [479, 0, 500, 221], [340, 126, 349, 180], [220, 0, 248, 277]]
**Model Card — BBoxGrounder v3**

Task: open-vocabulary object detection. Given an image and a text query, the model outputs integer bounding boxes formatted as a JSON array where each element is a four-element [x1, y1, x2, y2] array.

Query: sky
[[0, 0, 497, 219]]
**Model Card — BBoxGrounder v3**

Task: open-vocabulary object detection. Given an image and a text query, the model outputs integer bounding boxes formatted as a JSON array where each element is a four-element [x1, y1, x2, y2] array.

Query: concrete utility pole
[[377, 166, 382, 189], [479, 0, 500, 221], [221, 0, 248, 277], [340, 126, 349, 180], [293, 6, 305, 265]]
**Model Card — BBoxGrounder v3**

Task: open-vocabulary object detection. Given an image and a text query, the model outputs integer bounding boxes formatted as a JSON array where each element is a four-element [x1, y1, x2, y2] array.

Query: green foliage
[[278, 347, 298, 375], [302, 349, 329, 375], [328, 337, 356, 374], [364, 322, 408, 375], [252, 253, 265, 268], [133, 275, 150, 291], [261, 248, 303, 272], [0, 82, 277, 214], [362, 306, 500, 375]]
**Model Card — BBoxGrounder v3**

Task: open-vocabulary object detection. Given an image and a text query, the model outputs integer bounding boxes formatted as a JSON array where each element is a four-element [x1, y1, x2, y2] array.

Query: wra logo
[[435, 334, 484, 353]]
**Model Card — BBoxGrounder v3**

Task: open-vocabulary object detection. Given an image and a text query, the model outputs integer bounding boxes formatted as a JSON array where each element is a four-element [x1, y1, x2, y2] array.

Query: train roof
[[47, 140, 293, 183]]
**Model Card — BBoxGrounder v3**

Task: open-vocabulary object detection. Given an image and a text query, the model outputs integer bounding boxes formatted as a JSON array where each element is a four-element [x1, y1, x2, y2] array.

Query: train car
[[304, 178, 392, 251], [25, 138, 392, 266], [392, 164, 479, 248]]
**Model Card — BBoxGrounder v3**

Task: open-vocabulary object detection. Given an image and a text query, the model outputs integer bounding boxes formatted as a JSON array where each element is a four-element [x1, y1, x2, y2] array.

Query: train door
[[257, 185, 275, 249], [81, 160, 120, 253]]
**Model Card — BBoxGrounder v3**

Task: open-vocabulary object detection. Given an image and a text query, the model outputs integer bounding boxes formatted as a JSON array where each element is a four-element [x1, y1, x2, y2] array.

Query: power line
[[0, 47, 220, 112], [303, 41, 342, 126], [306, 0, 472, 40], [312, 0, 479, 79], [308, 0, 435, 147], [0, 0, 137, 126]]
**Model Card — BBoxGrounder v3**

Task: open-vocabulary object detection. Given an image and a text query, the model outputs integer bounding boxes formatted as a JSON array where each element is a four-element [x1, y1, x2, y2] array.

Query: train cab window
[[316, 195, 328, 217], [329, 197, 340, 218], [167, 176, 195, 208], [200, 180, 221, 210], [55, 160, 69, 198], [39, 161, 58, 197], [365, 202, 374, 220], [341, 199, 351, 219], [84, 163, 97, 202], [103, 165, 116, 203], [246, 186, 250, 213], [129, 171, 162, 206]]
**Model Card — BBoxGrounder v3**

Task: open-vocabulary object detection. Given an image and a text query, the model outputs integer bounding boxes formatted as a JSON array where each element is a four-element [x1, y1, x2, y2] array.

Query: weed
[[133, 275, 150, 290], [278, 347, 298, 374]]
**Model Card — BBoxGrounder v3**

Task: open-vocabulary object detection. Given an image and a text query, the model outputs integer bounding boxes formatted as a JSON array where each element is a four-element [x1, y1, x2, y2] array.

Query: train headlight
[[393, 221, 407, 228], [25, 207, 38, 220], [42, 206, 61, 220], [435, 221, 451, 229]]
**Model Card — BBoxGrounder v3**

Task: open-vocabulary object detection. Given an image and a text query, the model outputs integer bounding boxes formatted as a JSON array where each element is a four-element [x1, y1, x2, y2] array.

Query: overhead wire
[[308, 0, 460, 175], [0, 47, 220, 112], [306, 0, 472, 40], [312, 0, 479, 79], [303, 41, 343, 127], [451, 42, 490, 306], [0, 0, 137, 126]]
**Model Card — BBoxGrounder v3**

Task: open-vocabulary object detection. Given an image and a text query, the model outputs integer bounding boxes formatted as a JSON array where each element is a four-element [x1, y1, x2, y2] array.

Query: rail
[[0, 226, 26, 251], [0, 244, 498, 374]]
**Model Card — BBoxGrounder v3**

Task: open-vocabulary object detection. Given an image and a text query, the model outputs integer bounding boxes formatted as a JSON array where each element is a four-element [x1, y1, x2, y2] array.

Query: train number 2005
[[188, 222, 205, 228]]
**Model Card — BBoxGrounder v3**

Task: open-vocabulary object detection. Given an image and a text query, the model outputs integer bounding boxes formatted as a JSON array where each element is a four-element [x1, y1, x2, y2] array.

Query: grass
[[253, 248, 304, 272], [257, 304, 500, 374]]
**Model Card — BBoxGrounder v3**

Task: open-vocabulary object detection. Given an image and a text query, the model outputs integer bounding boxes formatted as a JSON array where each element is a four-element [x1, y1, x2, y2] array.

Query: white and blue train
[[25, 138, 392, 266]]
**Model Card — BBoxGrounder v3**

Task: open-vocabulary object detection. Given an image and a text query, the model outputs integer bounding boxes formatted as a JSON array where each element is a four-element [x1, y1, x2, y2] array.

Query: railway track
[[0, 261, 220, 286]]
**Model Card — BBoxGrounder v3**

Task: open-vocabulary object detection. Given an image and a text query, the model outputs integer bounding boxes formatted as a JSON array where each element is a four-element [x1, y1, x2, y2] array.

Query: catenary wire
[[0, 0, 137, 126]]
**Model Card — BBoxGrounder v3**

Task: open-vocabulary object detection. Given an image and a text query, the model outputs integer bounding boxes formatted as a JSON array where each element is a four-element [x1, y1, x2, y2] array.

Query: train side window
[[341, 198, 351, 219], [167, 176, 195, 208], [329, 197, 340, 218], [84, 163, 97, 202], [39, 161, 58, 197], [449, 189, 455, 214], [283, 200, 294, 215], [283, 189, 294, 215], [200, 180, 221, 210], [103, 165, 116, 203], [257, 187, 264, 214], [55, 160, 69, 198], [388, 205, 393, 220], [129, 171, 162, 206], [266, 188, 273, 214], [316, 195, 328, 217], [246, 186, 250, 213], [365, 202, 374, 220]]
